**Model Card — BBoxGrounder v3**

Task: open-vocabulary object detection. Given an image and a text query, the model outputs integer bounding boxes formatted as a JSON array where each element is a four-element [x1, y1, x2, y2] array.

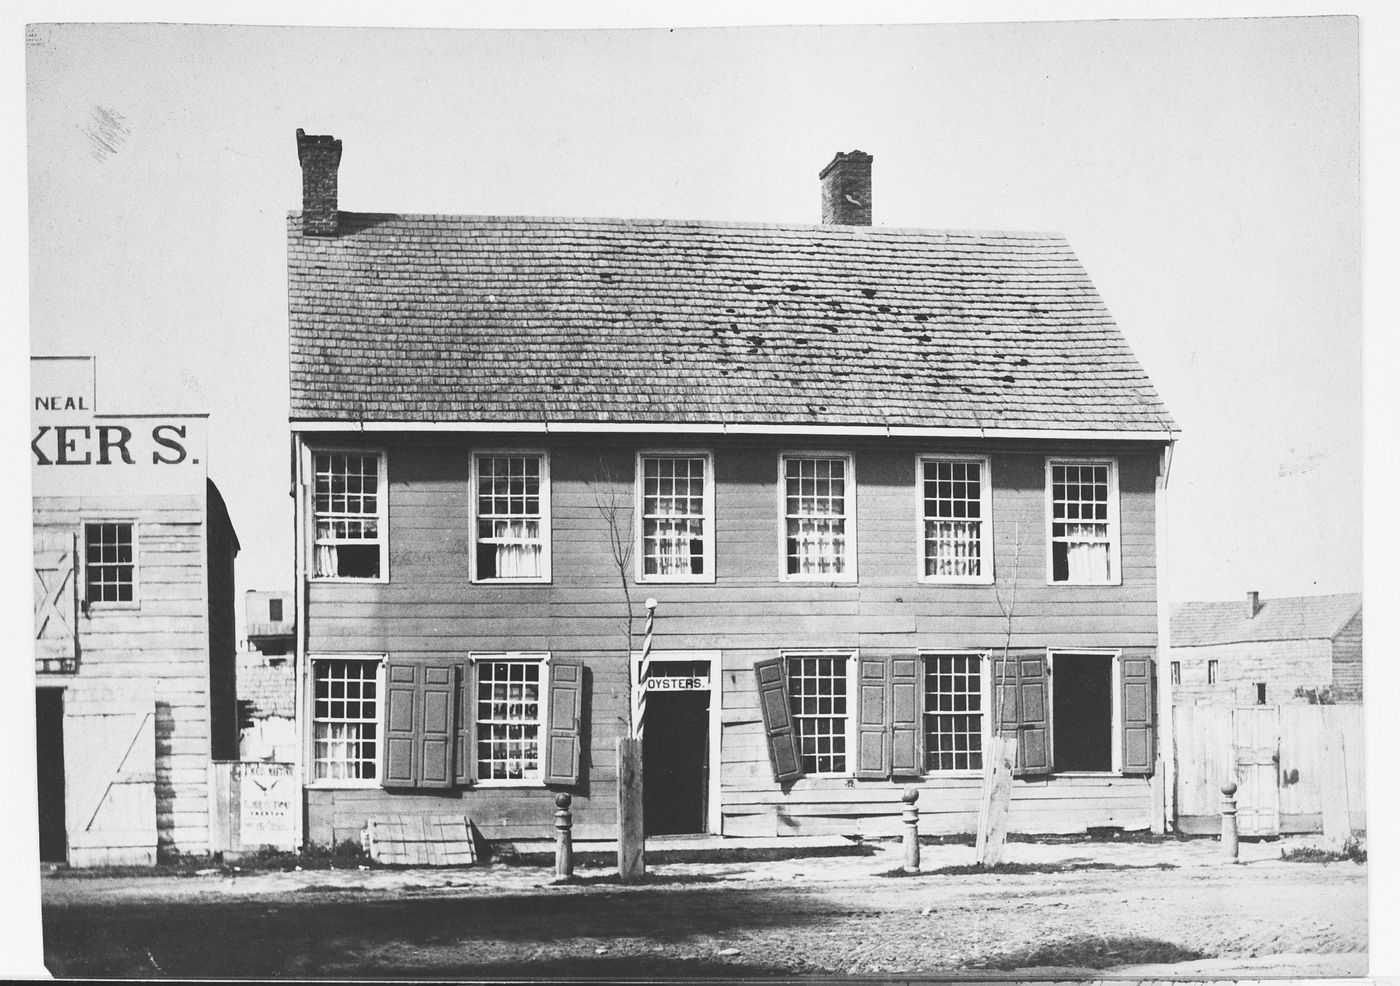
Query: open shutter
[[34, 532, 78, 668], [855, 656, 890, 779], [418, 665, 455, 789], [454, 663, 474, 787], [889, 656, 921, 776], [545, 658, 583, 786], [754, 658, 804, 783], [383, 662, 418, 787], [1014, 655, 1051, 776], [1120, 655, 1155, 775]]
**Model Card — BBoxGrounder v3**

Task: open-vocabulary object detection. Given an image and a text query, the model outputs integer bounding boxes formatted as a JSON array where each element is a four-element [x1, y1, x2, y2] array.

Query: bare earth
[[40, 838, 1367, 979]]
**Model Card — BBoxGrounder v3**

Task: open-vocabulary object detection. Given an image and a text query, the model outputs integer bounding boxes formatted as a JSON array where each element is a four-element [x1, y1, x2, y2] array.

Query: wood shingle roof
[[1170, 594, 1362, 647], [287, 212, 1176, 433]]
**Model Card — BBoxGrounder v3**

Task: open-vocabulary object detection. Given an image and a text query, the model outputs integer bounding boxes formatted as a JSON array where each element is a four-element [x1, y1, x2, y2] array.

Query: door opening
[[36, 688, 67, 863], [643, 682, 710, 837], [1051, 653, 1114, 771]]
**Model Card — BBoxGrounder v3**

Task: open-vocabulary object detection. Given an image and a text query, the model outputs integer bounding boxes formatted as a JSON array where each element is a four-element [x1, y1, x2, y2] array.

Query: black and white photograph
[[8, 2, 1396, 981]]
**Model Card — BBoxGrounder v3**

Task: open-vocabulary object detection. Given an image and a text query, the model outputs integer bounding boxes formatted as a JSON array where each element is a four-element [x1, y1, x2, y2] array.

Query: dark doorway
[[643, 689, 709, 836], [1051, 653, 1113, 772], [36, 688, 67, 863]]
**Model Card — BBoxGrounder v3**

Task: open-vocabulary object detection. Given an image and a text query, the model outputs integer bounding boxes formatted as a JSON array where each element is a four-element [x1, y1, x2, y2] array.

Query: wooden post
[[554, 793, 574, 881], [1220, 780, 1239, 864], [617, 736, 645, 881], [901, 786, 920, 873], [975, 734, 1016, 867]]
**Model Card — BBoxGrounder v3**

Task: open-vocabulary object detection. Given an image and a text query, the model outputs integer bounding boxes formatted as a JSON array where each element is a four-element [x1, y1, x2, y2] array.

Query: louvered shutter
[[454, 663, 474, 787], [889, 656, 922, 776], [854, 656, 890, 778], [1014, 655, 1051, 776], [1120, 655, 1155, 775], [754, 658, 803, 783], [383, 663, 419, 787], [544, 658, 583, 786], [418, 665, 455, 789]]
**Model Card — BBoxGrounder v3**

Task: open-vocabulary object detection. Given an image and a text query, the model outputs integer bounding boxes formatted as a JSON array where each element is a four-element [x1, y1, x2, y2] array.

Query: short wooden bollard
[[1220, 780, 1239, 864], [902, 786, 920, 873], [554, 792, 574, 880]]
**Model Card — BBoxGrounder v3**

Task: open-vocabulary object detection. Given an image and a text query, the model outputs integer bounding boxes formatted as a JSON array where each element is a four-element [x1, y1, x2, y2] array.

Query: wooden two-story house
[[287, 131, 1178, 846]]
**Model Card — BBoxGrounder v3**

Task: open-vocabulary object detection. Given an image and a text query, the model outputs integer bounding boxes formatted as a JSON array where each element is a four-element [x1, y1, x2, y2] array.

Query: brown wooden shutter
[[383, 662, 419, 787], [991, 654, 1019, 736], [889, 656, 922, 776], [544, 658, 583, 786], [454, 663, 474, 787], [1014, 655, 1051, 776], [418, 665, 456, 789], [754, 658, 803, 783], [1120, 655, 1155, 775], [854, 657, 890, 778]]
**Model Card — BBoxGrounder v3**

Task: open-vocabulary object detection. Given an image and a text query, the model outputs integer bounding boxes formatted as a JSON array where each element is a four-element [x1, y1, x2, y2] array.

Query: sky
[[7, 2, 1398, 977]]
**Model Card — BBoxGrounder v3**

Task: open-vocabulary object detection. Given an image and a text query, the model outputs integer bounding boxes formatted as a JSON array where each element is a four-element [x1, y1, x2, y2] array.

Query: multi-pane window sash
[[1049, 461, 1114, 583], [313, 659, 379, 781], [640, 455, 709, 579], [784, 456, 851, 578], [475, 455, 546, 581], [787, 654, 849, 774], [924, 653, 984, 771], [85, 522, 135, 603], [313, 452, 383, 579], [476, 660, 543, 782], [921, 459, 986, 580]]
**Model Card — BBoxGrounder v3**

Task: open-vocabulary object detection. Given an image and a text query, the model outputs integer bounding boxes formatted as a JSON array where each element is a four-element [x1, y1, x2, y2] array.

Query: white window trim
[[1044, 457, 1122, 586], [918, 649, 993, 778], [782, 649, 859, 778], [1045, 648, 1123, 776], [630, 649, 723, 834], [916, 454, 994, 585], [469, 652, 551, 788], [635, 449, 716, 584], [777, 451, 858, 583], [82, 519, 140, 611], [306, 653, 385, 790], [469, 450, 552, 584], [308, 447, 390, 584]]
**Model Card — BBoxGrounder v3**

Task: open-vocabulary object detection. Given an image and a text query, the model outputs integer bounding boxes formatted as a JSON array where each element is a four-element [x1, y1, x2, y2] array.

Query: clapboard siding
[[1331, 610, 1363, 700], [301, 432, 1161, 838]]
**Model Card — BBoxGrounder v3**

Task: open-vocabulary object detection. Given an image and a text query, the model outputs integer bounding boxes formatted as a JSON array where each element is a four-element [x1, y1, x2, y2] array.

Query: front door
[[642, 662, 710, 836], [1232, 705, 1281, 837]]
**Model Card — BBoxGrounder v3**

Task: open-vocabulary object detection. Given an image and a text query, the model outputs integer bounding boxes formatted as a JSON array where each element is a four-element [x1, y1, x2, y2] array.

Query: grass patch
[[43, 840, 378, 879], [1281, 835, 1367, 864]]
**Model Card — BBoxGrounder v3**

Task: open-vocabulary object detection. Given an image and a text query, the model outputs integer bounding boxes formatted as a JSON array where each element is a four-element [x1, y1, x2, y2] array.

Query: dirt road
[[41, 842, 1367, 979]]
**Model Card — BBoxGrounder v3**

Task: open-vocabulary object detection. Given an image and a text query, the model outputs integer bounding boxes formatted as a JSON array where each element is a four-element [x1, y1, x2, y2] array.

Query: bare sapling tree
[[977, 518, 1023, 865], [588, 461, 639, 734]]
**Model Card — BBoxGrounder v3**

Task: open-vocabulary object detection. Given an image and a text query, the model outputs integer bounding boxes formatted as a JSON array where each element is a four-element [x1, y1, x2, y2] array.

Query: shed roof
[[237, 662, 295, 720], [287, 213, 1176, 434], [1170, 593, 1362, 647]]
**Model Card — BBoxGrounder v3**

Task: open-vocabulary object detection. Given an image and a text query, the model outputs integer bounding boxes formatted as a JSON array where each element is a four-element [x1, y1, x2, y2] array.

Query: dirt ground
[[40, 837, 1368, 979]]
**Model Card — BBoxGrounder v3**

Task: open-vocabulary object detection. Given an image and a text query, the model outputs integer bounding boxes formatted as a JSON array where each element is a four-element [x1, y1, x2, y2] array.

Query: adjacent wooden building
[[287, 133, 1178, 847], [32, 356, 240, 865]]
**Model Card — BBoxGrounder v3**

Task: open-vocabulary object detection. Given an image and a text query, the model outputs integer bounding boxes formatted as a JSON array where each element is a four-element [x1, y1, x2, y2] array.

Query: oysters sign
[[31, 356, 207, 497]]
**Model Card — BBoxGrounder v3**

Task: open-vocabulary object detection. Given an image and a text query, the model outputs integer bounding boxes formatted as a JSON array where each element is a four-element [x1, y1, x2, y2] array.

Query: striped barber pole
[[633, 598, 658, 738]]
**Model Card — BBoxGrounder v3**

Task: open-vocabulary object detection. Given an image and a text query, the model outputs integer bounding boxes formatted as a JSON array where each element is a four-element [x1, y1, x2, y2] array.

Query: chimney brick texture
[[297, 129, 342, 237], [820, 150, 873, 226]]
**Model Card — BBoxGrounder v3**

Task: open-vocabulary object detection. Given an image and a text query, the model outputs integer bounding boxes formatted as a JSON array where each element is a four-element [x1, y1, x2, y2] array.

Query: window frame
[[309, 447, 389, 584], [469, 652, 551, 788], [82, 520, 139, 610], [307, 654, 385, 790], [469, 450, 552, 584], [1045, 648, 1123, 775], [1170, 661, 1181, 686], [782, 649, 858, 778], [1208, 659, 1219, 685], [634, 449, 716, 585], [777, 451, 858, 583], [1044, 457, 1122, 586], [916, 454, 994, 585], [919, 649, 992, 777]]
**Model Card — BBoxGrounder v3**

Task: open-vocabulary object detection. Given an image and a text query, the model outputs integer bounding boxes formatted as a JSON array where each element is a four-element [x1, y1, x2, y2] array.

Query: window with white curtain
[[782, 455, 854, 580], [1048, 459, 1119, 584], [473, 453, 549, 582], [638, 453, 713, 581], [312, 657, 379, 782], [920, 457, 991, 583], [312, 451, 385, 580]]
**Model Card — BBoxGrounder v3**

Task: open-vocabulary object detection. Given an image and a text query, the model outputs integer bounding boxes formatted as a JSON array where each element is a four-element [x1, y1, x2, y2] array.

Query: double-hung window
[[638, 452, 714, 582], [1047, 459, 1119, 584], [84, 522, 136, 604], [781, 454, 855, 580], [312, 451, 386, 580], [786, 653, 853, 775], [920, 457, 991, 583], [311, 657, 380, 782], [474, 656, 547, 783], [472, 453, 549, 582], [923, 652, 986, 772]]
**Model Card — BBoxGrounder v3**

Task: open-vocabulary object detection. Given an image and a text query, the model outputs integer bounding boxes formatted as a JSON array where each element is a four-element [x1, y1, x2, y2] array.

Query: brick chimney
[[820, 151, 873, 226], [1246, 591, 1262, 619], [296, 129, 342, 237]]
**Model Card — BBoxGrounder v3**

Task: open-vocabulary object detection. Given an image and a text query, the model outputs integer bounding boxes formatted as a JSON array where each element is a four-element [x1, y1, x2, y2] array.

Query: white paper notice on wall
[[236, 762, 297, 850]]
